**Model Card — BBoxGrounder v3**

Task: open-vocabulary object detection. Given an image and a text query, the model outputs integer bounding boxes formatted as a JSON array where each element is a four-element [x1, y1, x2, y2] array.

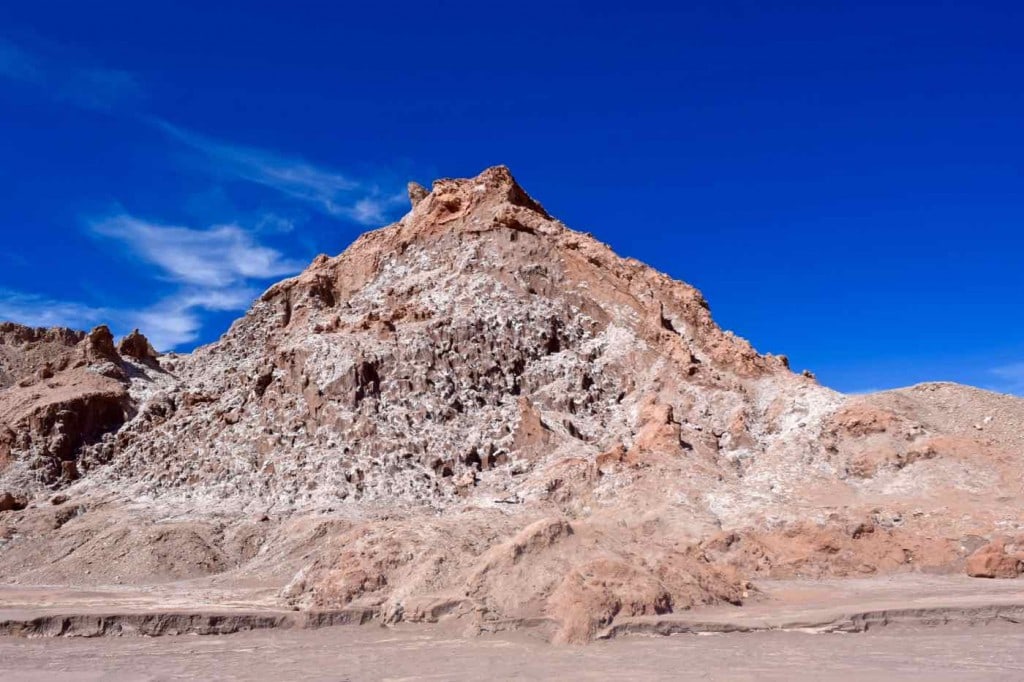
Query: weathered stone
[[407, 181, 429, 207], [118, 329, 158, 360], [967, 539, 1024, 579], [0, 491, 27, 512]]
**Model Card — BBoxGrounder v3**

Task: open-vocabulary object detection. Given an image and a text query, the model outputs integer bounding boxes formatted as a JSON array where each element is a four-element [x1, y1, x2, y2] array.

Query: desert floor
[[3, 621, 1024, 681], [2, 575, 1023, 681]]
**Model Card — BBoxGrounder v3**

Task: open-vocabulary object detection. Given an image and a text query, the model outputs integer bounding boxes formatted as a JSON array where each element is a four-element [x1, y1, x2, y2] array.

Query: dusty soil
[[2, 575, 1023, 681], [3, 621, 1024, 681], [3, 574, 1022, 637]]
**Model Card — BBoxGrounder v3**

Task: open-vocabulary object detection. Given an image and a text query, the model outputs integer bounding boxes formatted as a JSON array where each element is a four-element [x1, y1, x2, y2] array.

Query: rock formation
[[0, 324, 153, 492], [117, 329, 158, 362], [966, 537, 1024, 579], [0, 166, 1021, 643]]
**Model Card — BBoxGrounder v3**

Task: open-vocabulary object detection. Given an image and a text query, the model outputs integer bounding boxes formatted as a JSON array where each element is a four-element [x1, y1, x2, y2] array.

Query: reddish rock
[[407, 181, 429, 207], [966, 539, 1024, 579], [0, 323, 85, 389], [83, 325, 121, 365], [0, 491, 27, 512], [118, 329, 158, 361], [0, 322, 134, 488]]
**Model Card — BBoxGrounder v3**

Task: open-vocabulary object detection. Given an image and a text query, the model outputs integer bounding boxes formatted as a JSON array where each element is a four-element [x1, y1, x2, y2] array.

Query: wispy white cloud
[[84, 213, 303, 349], [0, 251, 30, 269], [0, 213, 304, 351], [0, 37, 143, 112], [0, 290, 110, 331], [990, 363, 1024, 396], [0, 288, 250, 351], [126, 287, 260, 350], [91, 215, 302, 288], [0, 36, 404, 349], [845, 387, 886, 395], [253, 212, 299, 234], [154, 120, 406, 225], [59, 67, 142, 112], [0, 39, 41, 81]]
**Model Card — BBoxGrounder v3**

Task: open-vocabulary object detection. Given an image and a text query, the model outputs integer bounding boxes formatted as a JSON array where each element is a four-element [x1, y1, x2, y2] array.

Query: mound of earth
[[0, 166, 1021, 643]]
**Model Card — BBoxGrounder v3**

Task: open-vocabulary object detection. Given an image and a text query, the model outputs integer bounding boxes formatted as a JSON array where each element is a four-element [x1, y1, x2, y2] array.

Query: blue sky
[[0, 1, 1022, 395]]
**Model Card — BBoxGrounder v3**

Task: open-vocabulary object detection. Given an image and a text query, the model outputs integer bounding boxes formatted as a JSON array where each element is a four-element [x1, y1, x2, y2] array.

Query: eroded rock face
[[1, 166, 1022, 641], [0, 491, 27, 512], [407, 181, 429, 207], [0, 323, 85, 390], [94, 166, 798, 510], [117, 329, 158, 361], [0, 324, 168, 492]]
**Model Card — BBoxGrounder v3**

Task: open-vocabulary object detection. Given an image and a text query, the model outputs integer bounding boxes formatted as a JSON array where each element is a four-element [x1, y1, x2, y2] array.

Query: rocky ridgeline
[[0, 166, 1021, 642], [0, 324, 169, 493]]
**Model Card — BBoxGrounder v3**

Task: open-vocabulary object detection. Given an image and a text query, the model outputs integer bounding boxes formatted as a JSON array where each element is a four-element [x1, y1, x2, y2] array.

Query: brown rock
[[407, 181, 429, 207], [0, 491, 27, 512], [83, 325, 121, 365], [61, 460, 80, 481], [966, 539, 1024, 579], [118, 329, 158, 360], [0, 323, 85, 390], [0, 322, 132, 487]]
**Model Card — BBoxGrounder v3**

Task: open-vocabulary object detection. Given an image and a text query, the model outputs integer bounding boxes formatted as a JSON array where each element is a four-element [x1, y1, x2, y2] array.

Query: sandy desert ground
[[4, 619, 1024, 681], [2, 574, 1024, 681]]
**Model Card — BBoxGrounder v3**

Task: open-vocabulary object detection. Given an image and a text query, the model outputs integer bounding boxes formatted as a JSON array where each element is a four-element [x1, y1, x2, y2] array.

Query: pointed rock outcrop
[[118, 329, 158, 361]]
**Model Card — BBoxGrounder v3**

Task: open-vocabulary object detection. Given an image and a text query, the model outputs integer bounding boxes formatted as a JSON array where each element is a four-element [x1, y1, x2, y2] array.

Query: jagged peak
[[406, 181, 429, 207], [432, 165, 549, 216], [400, 165, 552, 234], [263, 166, 566, 304], [250, 163, 795, 384], [0, 322, 87, 346], [83, 325, 120, 365]]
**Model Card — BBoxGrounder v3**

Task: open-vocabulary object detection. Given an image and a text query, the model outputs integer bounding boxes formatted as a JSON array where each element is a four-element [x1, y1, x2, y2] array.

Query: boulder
[[0, 491, 27, 512], [966, 539, 1024, 579]]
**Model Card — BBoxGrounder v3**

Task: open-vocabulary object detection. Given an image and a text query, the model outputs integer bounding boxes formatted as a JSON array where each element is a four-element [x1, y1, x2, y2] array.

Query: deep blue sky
[[1, 1, 1022, 395]]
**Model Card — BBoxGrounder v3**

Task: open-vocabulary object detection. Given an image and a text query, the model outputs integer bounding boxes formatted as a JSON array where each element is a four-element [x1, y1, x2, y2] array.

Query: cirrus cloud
[[154, 120, 406, 226], [0, 213, 305, 351], [0, 36, 143, 112], [90, 215, 303, 288]]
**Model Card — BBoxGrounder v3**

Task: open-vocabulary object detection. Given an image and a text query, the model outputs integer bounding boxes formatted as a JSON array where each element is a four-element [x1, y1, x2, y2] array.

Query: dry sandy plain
[[3, 574, 1024, 681]]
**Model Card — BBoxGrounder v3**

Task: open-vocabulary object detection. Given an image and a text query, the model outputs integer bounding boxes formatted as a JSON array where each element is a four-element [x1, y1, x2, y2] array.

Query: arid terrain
[[3, 575, 1024, 680], [5, 618, 1024, 681], [1, 167, 1022, 677]]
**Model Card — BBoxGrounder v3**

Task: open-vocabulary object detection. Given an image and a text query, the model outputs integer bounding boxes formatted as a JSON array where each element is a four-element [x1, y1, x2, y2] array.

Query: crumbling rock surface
[[0, 323, 85, 390], [117, 329, 158, 362], [1, 166, 1022, 642], [0, 324, 169, 495]]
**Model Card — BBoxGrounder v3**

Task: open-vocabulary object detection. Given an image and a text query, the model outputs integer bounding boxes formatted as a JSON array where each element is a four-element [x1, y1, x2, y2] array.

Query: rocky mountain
[[0, 324, 147, 495], [1, 166, 1021, 642]]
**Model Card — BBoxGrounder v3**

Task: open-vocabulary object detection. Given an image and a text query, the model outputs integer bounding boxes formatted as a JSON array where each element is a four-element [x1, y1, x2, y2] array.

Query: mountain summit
[[1, 167, 1022, 642], [95, 164, 798, 510]]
